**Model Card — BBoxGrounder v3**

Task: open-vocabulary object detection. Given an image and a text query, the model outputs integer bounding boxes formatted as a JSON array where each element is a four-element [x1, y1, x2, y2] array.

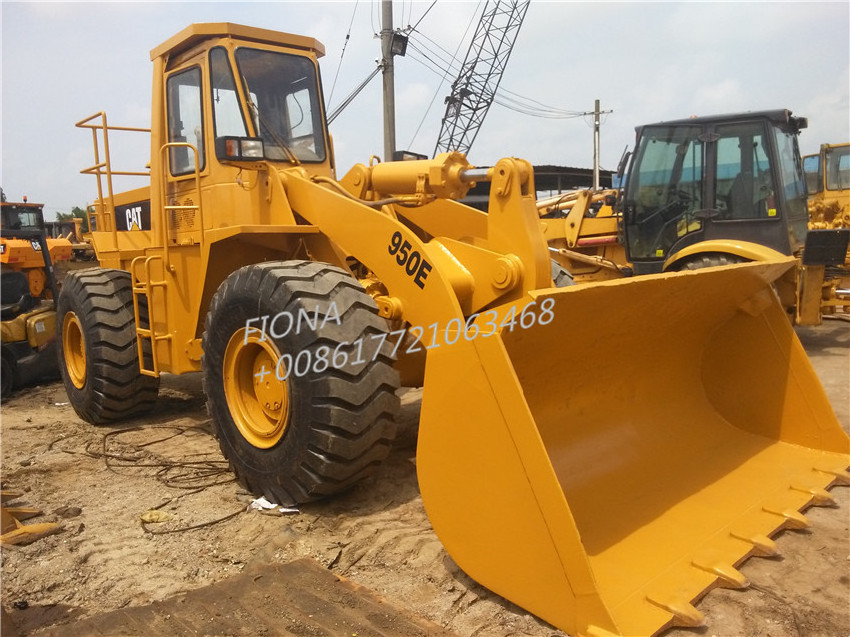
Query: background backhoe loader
[[545, 110, 850, 324], [60, 23, 850, 637]]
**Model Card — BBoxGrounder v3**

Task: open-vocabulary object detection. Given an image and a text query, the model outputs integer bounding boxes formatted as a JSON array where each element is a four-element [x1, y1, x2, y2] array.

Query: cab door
[[163, 65, 206, 244], [701, 120, 794, 255]]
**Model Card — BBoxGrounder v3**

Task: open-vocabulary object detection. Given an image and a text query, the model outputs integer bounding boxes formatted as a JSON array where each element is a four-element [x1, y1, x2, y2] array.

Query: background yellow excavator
[[58, 23, 849, 637]]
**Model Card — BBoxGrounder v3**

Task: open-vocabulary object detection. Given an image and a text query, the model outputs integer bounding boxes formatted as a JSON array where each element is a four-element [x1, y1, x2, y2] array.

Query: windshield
[[624, 125, 704, 259], [1, 206, 43, 231], [233, 47, 327, 163], [824, 145, 850, 191]]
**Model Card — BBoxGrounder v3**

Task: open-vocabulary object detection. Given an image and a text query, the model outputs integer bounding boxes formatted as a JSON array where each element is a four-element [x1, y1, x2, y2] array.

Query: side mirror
[[215, 136, 264, 161]]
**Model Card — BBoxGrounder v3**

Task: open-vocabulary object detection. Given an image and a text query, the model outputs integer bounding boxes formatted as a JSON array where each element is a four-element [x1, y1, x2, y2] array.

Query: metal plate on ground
[[33, 557, 458, 637]]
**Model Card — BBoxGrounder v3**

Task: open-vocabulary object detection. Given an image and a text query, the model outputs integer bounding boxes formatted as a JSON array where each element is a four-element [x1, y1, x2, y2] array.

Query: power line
[[406, 45, 588, 121], [328, 63, 383, 124], [434, 0, 531, 156], [406, 3, 483, 150], [327, 0, 361, 109], [407, 0, 438, 33]]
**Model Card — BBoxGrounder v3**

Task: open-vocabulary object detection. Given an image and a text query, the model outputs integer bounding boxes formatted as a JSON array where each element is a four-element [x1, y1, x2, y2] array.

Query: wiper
[[247, 100, 300, 165], [243, 83, 300, 165]]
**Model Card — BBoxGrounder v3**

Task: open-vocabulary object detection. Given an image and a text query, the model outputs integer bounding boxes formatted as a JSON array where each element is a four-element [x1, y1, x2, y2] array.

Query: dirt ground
[[1, 321, 848, 637]]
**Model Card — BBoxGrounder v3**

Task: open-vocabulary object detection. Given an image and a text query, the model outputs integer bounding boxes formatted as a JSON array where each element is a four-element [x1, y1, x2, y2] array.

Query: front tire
[[202, 261, 400, 506], [551, 260, 576, 287], [56, 268, 159, 423], [671, 253, 745, 271]]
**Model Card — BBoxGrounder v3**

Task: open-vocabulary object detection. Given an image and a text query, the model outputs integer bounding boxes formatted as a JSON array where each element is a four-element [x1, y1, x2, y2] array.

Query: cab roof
[[150, 22, 325, 62], [1, 201, 44, 209], [637, 109, 806, 132]]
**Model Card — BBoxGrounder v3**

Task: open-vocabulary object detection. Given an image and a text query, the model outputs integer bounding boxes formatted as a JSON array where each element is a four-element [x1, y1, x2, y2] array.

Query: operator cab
[[622, 110, 809, 274], [157, 23, 331, 178], [803, 144, 850, 195], [1, 201, 45, 233]]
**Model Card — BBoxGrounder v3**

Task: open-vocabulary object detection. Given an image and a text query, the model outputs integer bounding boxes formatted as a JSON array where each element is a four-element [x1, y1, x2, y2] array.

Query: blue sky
[[2, 1, 848, 218]]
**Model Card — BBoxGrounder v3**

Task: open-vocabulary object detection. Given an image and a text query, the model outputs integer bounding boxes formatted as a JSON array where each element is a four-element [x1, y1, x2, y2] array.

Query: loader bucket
[[415, 258, 850, 637]]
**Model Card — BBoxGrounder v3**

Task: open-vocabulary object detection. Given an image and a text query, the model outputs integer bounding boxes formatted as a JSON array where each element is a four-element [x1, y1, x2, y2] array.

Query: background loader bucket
[[415, 258, 850, 637]]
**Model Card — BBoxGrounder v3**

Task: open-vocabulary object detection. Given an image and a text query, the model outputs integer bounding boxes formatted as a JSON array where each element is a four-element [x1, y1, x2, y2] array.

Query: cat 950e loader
[[60, 23, 849, 637]]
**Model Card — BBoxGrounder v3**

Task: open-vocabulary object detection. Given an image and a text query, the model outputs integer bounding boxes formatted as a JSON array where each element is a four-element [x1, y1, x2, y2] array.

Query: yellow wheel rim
[[63, 311, 87, 389], [222, 328, 289, 449]]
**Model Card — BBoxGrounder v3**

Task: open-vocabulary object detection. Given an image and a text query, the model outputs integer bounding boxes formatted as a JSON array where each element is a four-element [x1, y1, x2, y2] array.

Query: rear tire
[[202, 260, 400, 506], [57, 268, 159, 424]]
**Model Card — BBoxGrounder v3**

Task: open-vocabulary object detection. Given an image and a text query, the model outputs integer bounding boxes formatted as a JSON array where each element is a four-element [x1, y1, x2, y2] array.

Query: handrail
[[159, 142, 204, 273], [75, 112, 151, 244]]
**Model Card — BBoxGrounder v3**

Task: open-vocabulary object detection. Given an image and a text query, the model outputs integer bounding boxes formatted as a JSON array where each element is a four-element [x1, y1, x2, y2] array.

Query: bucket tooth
[[762, 506, 810, 529], [815, 466, 850, 485], [692, 560, 749, 589], [645, 594, 704, 627], [582, 626, 621, 637], [791, 484, 837, 506], [730, 532, 779, 557]]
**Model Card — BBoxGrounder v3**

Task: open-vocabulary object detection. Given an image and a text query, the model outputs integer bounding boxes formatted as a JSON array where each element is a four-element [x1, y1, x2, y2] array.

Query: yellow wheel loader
[[804, 142, 850, 227], [803, 142, 850, 315], [1, 200, 66, 395], [62, 23, 850, 637]]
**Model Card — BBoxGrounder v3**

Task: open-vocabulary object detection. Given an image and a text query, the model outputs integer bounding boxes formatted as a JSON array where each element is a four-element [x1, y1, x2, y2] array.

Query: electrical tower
[[433, 0, 530, 157]]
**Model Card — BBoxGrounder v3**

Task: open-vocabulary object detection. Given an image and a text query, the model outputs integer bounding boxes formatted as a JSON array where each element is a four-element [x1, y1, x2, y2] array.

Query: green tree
[[56, 206, 89, 233]]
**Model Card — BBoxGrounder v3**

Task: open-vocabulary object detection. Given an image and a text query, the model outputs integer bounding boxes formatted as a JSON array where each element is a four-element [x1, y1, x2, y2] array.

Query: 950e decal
[[388, 231, 432, 289]]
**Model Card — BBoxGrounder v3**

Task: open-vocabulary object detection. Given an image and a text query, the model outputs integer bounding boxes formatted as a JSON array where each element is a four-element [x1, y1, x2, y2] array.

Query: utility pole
[[381, 0, 397, 161], [593, 99, 601, 190], [590, 99, 612, 190]]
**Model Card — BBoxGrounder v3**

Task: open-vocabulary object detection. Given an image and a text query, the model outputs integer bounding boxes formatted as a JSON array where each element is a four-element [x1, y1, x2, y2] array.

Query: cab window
[[825, 146, 850, 191], [166, 67, 205, 175], [210, 47, 248, 138], [802, 154, 821, 194], [714, 122, 773, 219]]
